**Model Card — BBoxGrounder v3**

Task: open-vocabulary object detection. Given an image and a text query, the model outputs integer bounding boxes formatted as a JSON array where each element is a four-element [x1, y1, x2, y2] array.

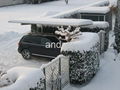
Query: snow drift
[[0, 67, 44, 90]]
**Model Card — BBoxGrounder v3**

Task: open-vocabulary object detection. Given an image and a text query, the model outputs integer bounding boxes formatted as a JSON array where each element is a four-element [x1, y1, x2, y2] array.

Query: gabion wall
[[62, 42, 100, 84], [29, 78, 45, 90], [81, 27, 109, 52]]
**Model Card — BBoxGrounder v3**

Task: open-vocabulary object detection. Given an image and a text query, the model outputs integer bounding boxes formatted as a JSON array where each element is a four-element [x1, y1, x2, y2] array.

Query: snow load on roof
[[9, 18, 93, 26], [109, 0, 117, 7], [89, 0, 109, 7], [51, 0, 110, 18], [79, 6, 110, 14], [61, 32, 99, 52], [83, 21, 109, 29]]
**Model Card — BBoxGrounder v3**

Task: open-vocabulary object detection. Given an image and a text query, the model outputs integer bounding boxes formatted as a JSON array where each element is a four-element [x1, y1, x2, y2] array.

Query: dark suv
[[18, 34, 62, 59]]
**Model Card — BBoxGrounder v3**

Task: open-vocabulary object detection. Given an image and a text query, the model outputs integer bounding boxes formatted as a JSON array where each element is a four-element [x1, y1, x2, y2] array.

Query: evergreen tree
[[114, 0, 120, 53]]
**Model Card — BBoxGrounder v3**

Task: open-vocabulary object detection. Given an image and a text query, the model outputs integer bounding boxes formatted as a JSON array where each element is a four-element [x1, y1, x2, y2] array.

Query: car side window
[[23, 36, 32, 43], [46, 36, 59, 43], [32, 36, 41, 44], [22, 36, 41, 44], [41, 37, 52, 46]]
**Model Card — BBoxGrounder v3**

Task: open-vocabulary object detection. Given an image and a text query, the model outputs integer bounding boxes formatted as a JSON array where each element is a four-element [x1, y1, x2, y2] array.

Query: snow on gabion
[[61, 32, 100, 84], [81, 22, 109, 52]]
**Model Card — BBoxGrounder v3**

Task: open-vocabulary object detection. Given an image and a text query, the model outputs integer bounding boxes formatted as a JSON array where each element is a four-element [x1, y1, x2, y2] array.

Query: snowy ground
[[0, 0, 120, 90], [63, 31, 120, 90], [0, 0, 104, 70]]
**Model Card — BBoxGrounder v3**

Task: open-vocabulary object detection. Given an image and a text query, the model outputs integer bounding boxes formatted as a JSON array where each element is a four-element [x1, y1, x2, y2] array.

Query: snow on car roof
[[79, 6, 110, 14], [9, 18, 93, 26]]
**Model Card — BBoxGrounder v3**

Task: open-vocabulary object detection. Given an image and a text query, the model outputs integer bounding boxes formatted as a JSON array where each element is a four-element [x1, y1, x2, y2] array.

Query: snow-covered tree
[[114, 0, 120, 53], [55, 26, 81, 42]]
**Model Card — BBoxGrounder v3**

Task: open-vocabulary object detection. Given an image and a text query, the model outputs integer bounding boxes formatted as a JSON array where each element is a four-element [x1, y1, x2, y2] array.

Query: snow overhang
[[9, 18, 93, 27], [61, 32, 99, 52], [82, 21, 109, 29], [78, 6, 110, 14], [51, 0, 110, 18]]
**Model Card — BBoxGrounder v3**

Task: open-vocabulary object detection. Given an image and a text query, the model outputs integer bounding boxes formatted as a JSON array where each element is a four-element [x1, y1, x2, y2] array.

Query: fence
[[98, 30, 105, 54], [43, 55, 69, 90]]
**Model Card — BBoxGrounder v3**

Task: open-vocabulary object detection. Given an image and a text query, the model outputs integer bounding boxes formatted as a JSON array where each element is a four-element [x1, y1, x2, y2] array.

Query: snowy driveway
[[0, 0, 105, 70]]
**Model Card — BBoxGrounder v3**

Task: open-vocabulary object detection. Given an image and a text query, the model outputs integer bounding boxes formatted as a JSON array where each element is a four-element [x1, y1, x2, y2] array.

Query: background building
[[0, 0, 24, 7]]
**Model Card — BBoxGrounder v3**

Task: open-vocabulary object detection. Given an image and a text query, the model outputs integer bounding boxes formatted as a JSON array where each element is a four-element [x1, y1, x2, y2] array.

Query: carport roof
[[78, 6, 110, 14], [9, 18, 93, 27]]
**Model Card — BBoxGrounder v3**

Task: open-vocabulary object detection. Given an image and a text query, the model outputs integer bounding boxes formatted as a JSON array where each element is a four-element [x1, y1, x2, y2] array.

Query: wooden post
[[59, 57, 62, 90], [43, 68, 46, 90]]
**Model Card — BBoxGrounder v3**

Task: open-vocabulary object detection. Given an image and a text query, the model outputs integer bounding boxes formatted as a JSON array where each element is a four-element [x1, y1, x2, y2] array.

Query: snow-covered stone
[[61, 32, 99, 52], [61, 32, 100, 84], [0, 67, 44, 90], [80, 21, 109, 52]]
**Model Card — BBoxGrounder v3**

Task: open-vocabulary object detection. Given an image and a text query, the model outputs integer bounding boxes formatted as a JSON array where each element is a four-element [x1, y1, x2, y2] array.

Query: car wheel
[[21, 49, 31, 60]]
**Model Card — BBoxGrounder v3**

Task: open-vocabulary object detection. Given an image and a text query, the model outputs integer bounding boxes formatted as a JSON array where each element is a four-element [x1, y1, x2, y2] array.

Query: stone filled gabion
[[81, 27, 109, 52], [62, 42, 100, 84]]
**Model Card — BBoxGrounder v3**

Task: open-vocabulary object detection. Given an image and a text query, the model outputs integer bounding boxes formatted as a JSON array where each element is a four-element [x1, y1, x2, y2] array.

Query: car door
[[38, 36, 52, 57], [41, 36, 61, 57], [27, 35, 42, 55]]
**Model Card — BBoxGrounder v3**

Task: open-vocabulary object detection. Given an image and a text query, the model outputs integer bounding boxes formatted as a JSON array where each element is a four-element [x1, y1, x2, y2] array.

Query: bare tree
[[55, 26, 81, 42]]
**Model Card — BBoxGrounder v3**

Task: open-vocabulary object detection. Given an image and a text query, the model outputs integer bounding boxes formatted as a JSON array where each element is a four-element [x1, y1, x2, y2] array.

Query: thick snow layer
[[0, 32, 49, 70], [78, 6, 110, 14], [61, 32, 99, 52], [109, 0, 117, 7], [0, 0, 103, 70], [83, 21, 109, 29], [51, 0, 110, 18], [0, 67, 44, 90], [9, 18, 93, 26], [0, 0, 118, 89], [0, 0, 106, 35], [90, 0, 110, 7], [63, 31, 120, 90]]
